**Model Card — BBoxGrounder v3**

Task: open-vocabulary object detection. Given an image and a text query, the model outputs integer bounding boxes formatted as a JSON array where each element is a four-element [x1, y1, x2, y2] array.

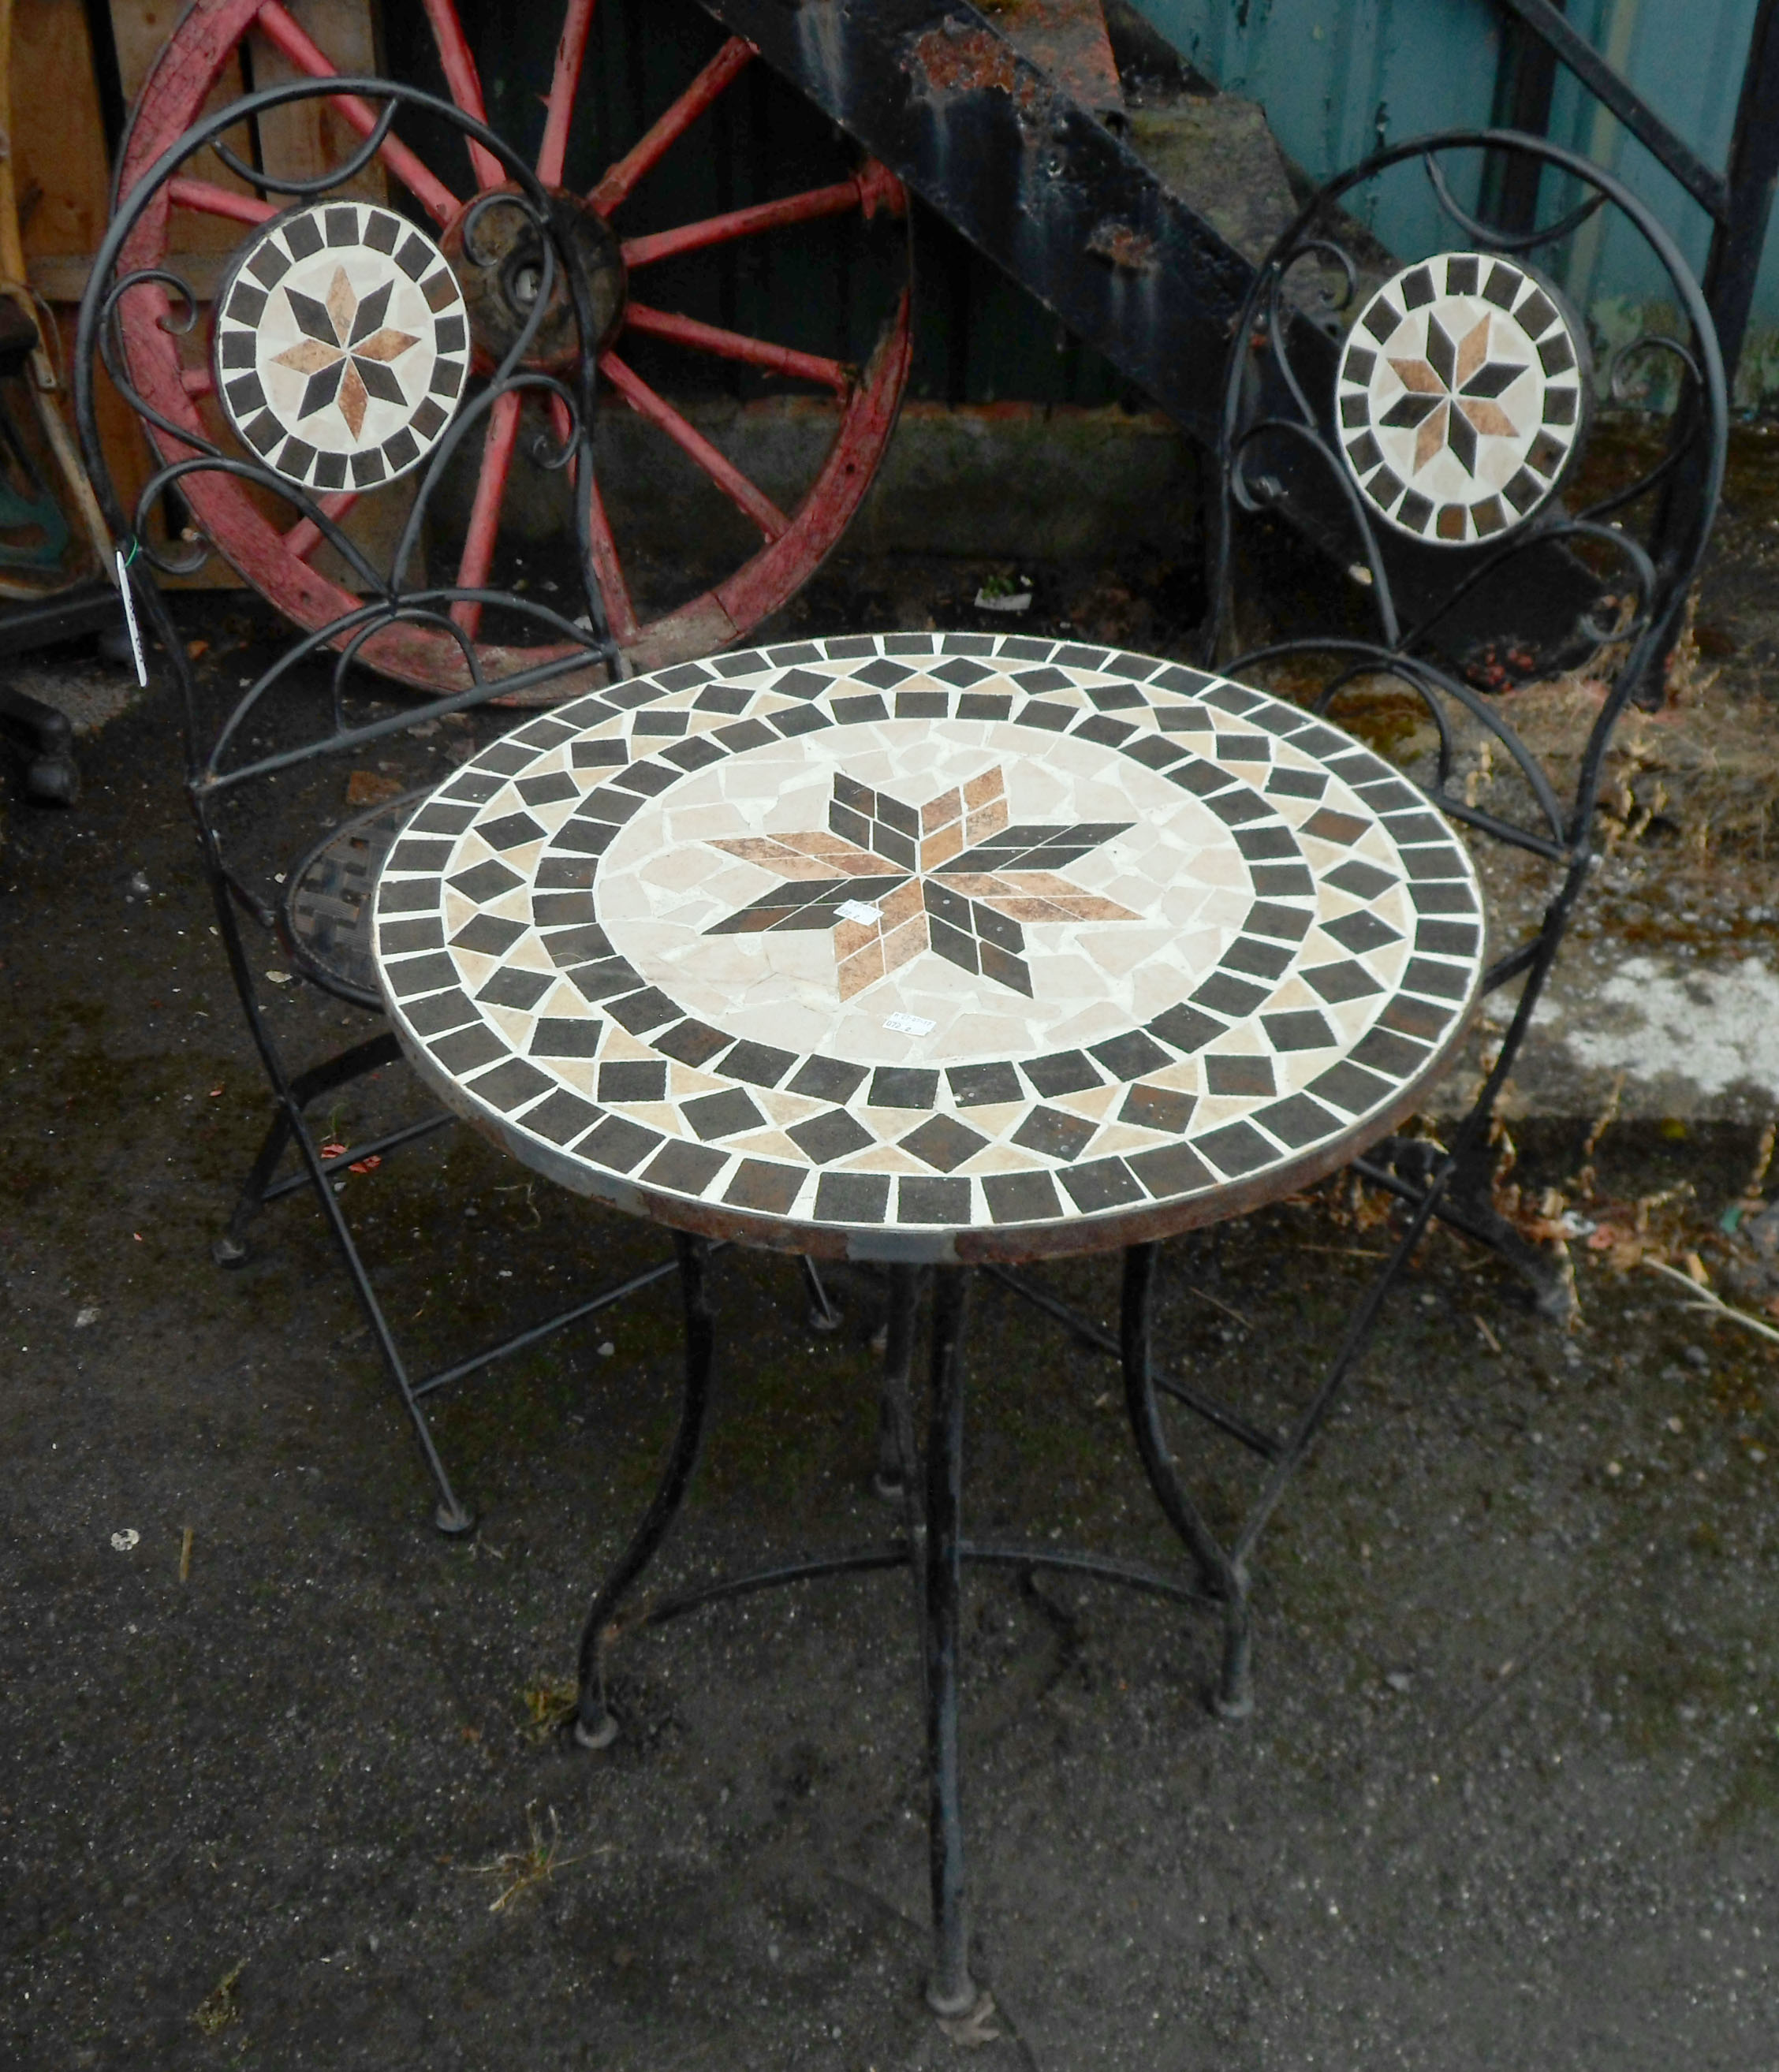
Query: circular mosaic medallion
[[212, 202, 468, 491], [1337, 252, 1589, 546], [373, 637, 1486, 1263]]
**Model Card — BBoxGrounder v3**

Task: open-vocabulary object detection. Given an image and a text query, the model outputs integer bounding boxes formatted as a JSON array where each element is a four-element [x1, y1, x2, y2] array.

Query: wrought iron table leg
[[1121, 1243, 1254, 1719], [922, 1265, 976, 2017], [575, 1231, 716, 1750], [872, 1262, 919, 1501]]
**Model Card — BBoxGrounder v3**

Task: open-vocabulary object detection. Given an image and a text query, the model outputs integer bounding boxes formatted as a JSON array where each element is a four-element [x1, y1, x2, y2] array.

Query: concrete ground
[[3, 545, 1778, 2070]]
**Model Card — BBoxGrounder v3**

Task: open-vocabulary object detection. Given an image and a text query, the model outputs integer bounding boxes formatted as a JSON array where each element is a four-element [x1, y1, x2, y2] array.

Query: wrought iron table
[[371, 631, 1486, 2011]]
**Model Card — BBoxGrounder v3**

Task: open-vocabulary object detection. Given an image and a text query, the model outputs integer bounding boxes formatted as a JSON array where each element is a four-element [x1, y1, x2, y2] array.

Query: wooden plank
[[250, 0, 390, 203], [13, 0, 112, 270], [109, 0, 256, 252]]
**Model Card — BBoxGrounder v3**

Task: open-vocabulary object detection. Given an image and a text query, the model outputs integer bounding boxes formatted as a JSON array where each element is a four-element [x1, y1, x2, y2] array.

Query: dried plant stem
[[1643, 1258, 1779, 1347]]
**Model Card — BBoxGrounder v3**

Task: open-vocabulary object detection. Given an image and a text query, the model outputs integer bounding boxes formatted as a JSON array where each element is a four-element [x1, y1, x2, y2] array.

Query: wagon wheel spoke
[[450, 389, 524, 635], [538, 0, 602, 191], [168, 176, 276, 227], [621, 181, 870, 271], [418, 0, 506, 191], [599, 351, 789, 541], [622, 302, 850, 394], [587, 35, 753, 216], [547, 393, 640, 643], [285, 492, 361, 564], [252, 0, 460, 225]]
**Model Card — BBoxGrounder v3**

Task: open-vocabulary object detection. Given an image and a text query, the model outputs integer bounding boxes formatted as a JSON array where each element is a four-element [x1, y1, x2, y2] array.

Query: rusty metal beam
[[687, 0, 1274, 451]]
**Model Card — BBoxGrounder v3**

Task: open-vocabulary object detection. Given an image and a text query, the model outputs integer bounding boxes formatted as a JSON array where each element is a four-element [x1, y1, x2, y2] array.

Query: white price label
[[114, 547, 148, 688]]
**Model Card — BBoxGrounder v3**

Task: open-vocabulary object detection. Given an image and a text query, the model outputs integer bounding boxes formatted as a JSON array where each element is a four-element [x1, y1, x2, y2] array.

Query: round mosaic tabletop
[[371, 635, 1486, 1263], [213, 201, 469, 494], [1337, 252, 1589, 547]]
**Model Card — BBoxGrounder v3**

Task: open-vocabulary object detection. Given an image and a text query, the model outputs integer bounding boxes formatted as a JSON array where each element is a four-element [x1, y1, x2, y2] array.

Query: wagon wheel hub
[[442, 184, 627, 372]]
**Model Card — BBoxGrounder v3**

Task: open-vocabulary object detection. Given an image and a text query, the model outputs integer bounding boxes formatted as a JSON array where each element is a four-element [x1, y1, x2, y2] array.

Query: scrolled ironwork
[[207, 94, 402, 198]]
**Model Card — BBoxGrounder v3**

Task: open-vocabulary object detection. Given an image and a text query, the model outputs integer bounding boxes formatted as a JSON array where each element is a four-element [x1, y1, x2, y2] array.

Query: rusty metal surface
[[691, 0, 1262, 451], [989, 0, 1124, 115]]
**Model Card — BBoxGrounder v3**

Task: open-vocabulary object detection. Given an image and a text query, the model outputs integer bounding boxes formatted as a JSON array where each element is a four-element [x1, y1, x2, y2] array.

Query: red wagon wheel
[[114, 0, 912, 698]]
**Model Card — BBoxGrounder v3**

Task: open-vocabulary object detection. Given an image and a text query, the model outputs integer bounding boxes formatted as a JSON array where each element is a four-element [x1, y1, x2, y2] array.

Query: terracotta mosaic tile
[[375, 637, 1485, 1260]]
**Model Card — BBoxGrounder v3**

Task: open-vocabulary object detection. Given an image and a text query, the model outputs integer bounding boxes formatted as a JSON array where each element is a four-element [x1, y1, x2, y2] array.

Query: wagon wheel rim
[[114, 0, 912, 700]]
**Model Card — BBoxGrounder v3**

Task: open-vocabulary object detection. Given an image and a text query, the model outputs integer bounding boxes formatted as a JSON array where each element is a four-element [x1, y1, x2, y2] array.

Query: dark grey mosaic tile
[[681, 1089, 766, 1141], [1089, 1030, 1172, 1082], [789, 1111, 875, 1164], [1012, 1106, 1098, 1163], [948, 1062, 1024, 1107], [814, 1172, 890, 1223], [1058, 1159, 1143, 1212], [1255, 1094, 1341, 1148], [899, 1116, 989, 1172], [599, 1060, 666, 1101], [1022, 1050, 1101, 1097], [1120, 1083, 1196, 1134], [640, 1141, 727, 1196], [580, 1115, 660, 1172], [530, 1017, 603, 1058], [1195, 1121, 1275, 1176], [1204, 1055, 1275, 1097], [1130, 1142, 1214, 1198], [898, 1176, 971, 1224], [787, 1056, 869, 1104], [724, 1160, 804, 1213], [523, 1090, 603, 1145], [867, 1068, 939, 1109]]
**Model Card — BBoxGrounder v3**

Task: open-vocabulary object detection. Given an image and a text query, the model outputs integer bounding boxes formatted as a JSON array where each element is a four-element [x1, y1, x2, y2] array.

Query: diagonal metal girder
[[690, 0, 1271, 449]]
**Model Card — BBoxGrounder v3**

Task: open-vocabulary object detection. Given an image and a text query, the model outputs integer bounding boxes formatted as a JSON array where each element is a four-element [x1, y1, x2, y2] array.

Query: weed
[[192, 1959, 245, 2037]]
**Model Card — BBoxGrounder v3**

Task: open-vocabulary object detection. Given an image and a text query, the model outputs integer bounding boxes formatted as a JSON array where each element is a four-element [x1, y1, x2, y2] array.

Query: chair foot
[[925, 1974, 980, 2020], [1212, 1582, 1253, 1719], [211, 1233, 250, 1268], [1211, 1681, 1255, 1722], [573, 1708, 620, 1751], [432, 1497, 477, 1538]]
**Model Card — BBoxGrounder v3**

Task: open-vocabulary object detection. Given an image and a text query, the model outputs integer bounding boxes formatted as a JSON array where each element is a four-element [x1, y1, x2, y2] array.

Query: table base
[[569, 1237, 1259, 2008]]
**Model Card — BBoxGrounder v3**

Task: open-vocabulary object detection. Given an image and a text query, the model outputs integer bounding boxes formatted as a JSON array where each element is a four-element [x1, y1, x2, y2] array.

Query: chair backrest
[[1206, 129, 1728, 941], [69, 76, 627, 983]]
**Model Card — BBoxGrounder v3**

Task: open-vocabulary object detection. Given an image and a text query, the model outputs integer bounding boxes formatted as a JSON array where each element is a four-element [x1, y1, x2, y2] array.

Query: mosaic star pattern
[[371, 635, 1486, 1263], [213, 202, 469, 491], [705, 766, 1139, 1000], [1337, 252, 1589, 546]]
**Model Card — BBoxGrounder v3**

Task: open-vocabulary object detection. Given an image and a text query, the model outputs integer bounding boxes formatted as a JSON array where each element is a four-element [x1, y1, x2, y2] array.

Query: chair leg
[[800, 1254, 843, 1333], [575, 1232, 717, 1749], [1361, 1132, 1576, 1321], [212, 1105, 296, 1265], [289, 1094, 476, 1537], [214, 1031, 402, 1265]]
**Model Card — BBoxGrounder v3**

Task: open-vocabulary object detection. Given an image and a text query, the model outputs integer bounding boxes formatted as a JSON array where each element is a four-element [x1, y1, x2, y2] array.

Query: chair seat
[[280, 788, 430, 1007]]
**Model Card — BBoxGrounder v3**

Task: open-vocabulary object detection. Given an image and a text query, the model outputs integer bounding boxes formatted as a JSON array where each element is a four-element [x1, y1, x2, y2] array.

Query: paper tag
[[835, 899, 878, 925], [114, 548, 148, 688], [882, 1011, 936, 1036]]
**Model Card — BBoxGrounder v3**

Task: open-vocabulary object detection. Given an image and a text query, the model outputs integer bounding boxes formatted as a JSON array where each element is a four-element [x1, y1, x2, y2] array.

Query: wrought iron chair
[[69, 77, 784, 1534], [987, 129, 1726, 1717]]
